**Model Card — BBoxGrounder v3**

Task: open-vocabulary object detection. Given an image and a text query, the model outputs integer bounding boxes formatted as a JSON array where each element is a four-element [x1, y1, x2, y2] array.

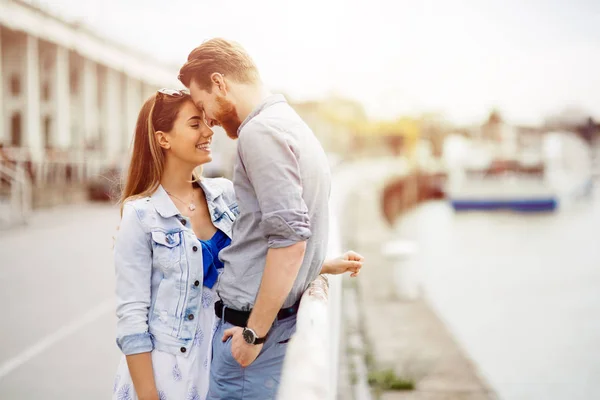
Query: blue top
[[199, 229, 231, 289]]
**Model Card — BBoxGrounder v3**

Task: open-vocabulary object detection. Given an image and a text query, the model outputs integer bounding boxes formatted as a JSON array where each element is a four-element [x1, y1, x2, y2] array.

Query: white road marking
[[0, 299, 113, 379]]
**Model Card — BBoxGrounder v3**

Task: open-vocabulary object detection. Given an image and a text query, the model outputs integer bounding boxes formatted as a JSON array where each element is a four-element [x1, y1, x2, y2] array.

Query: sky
[[34, 0, 600, 125]]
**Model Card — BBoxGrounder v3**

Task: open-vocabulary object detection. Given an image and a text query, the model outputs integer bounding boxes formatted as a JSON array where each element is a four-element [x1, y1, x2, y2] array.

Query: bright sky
[[38, 0, 600, 125]]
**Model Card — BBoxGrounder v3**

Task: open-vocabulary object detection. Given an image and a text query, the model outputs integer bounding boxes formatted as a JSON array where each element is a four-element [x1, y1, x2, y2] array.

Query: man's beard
[[215, 96, 241, 139]]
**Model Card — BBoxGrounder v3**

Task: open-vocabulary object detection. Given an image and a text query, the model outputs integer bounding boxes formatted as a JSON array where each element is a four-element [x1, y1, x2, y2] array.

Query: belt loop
[[221, 304, 227, 325]]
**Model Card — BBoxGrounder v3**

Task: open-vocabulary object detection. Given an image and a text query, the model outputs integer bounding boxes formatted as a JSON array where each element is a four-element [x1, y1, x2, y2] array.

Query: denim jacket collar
[[152, 180, 224, 219], [198, 178, 223, 202], [151, 185, 180, 219]]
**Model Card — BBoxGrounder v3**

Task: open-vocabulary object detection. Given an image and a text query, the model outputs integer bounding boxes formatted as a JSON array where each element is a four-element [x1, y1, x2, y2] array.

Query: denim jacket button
[[192, 246, 198, 252], [180, 347, 186, 353], [188, 314, 194, 321], [194, 280, 200, 287], [180, 219, 187, 226]]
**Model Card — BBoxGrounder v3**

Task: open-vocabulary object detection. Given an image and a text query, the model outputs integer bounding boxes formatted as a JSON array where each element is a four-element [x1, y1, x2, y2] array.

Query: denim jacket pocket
[[151, 231, 182, 269]]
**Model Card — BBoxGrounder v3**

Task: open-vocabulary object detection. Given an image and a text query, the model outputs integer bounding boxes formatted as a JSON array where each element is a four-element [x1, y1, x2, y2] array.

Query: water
[[395, 196, 600, 400]]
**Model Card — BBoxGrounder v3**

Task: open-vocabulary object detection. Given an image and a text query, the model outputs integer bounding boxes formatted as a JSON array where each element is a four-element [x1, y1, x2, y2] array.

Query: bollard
[[381, 240, 421, 301]]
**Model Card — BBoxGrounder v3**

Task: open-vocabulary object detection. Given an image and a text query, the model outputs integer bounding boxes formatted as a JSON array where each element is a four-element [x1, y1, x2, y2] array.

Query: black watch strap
[[254, 336, 267, 345]]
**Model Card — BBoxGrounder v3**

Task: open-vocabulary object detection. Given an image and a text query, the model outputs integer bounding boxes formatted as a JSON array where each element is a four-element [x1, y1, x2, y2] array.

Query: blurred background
[[0, 0, 599, 399]]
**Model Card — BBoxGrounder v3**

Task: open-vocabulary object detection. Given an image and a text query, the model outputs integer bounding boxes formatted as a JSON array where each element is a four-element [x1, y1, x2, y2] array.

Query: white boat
[[443, 130, 593, 212], [447, 165, 558, 212]]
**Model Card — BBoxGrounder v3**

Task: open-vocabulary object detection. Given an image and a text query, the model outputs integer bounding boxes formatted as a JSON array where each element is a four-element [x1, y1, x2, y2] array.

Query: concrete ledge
[[278, 275, 331, 400]]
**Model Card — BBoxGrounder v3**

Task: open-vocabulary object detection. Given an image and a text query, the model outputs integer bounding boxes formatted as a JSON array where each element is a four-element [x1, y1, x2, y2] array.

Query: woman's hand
[[126, 353, 159, 400], [138, 393, 160, 400], [321, 251, 364, 277]]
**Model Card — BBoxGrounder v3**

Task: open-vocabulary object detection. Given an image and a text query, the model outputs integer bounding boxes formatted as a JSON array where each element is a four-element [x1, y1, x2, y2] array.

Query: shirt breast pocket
[[151, 231, 182, 269]]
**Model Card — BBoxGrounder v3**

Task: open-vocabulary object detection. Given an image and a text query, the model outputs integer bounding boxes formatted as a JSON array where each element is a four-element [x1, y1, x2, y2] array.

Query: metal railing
[[1, 147, 113, 187], [0, 162, 32, 228]]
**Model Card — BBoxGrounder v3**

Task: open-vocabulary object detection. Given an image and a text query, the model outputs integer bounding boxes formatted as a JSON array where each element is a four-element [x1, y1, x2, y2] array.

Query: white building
[[0, 0, 181, 167]]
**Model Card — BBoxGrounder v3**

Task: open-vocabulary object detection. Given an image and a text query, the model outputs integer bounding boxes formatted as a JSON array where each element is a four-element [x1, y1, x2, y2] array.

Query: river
[[395, 195, 600, 400]]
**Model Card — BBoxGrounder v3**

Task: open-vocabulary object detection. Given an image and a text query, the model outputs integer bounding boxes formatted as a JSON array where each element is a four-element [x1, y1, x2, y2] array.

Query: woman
[[113, 89, 363, 400]]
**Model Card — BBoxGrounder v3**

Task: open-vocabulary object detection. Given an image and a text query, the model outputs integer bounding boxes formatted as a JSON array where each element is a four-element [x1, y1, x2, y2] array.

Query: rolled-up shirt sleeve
[[114, 203, 154, 355], [240, 120, 311, 248]]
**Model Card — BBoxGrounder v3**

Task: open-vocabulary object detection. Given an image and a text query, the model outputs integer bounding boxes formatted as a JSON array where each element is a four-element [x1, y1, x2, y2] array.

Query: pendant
[[188, 203, 196, 211]]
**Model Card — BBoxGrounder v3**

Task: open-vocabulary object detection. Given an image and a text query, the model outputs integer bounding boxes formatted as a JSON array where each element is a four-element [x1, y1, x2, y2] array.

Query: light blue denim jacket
[[114, 178, 238, 357]]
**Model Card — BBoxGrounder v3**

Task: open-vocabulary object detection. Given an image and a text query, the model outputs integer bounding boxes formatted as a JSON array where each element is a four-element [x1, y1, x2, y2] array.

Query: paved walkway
[[0, 203, 121, 399]]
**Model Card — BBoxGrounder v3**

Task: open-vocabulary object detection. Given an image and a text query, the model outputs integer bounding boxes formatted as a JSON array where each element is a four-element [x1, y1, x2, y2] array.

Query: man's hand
[[322, 250, 364, 277], [222, 326, 263, 368]]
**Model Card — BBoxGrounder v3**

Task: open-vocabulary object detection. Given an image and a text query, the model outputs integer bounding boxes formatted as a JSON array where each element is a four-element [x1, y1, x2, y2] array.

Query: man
[[178, 38, 332, 399]]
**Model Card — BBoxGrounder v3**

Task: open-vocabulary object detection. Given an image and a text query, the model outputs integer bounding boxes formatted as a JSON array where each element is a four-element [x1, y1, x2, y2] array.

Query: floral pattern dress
[[112, 285, 219, 400]]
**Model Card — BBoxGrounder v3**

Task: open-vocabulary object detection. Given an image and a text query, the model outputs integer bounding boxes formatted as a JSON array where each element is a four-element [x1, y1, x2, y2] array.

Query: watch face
[[242, 328, 255, 344]]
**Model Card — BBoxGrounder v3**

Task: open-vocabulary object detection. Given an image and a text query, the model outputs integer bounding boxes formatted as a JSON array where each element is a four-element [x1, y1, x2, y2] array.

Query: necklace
[[166, 190, 197, 212]]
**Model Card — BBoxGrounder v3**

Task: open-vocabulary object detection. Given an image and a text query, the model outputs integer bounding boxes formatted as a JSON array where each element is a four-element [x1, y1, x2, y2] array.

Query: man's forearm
[[247, 241, 307, 337]]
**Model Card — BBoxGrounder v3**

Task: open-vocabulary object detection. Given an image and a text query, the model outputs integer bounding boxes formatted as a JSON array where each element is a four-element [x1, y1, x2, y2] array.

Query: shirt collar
[[238, 94, 287, 136]]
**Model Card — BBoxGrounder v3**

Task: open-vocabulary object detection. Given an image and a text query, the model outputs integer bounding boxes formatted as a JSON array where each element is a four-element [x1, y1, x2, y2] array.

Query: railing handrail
[[278, 275, 332, 399], [0, 162, 32, 227], [0, 146, 121, 188], [278, 163, 346, 400], [0, 162, 19, 181]]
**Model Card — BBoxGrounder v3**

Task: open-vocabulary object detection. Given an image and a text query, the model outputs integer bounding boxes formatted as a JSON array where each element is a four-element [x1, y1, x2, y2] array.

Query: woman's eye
[[191, 124, 199, 129]]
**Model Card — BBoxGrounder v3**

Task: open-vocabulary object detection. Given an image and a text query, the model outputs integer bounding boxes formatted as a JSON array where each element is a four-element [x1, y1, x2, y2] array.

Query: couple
[[112, 38, 364, 400]]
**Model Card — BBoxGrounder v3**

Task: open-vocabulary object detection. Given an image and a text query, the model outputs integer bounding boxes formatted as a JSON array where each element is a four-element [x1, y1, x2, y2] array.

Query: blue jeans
[[207, 314, 297, 400]]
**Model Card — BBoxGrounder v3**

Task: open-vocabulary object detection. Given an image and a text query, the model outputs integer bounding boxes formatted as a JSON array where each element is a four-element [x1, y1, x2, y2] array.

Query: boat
[[447, 160, 558, 212], [443, 128, 559, 212]]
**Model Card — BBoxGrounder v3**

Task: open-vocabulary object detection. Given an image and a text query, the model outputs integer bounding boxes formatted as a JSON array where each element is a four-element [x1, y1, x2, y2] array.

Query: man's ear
[[155, 131, 171, 150], [210, 72, 227, 95]]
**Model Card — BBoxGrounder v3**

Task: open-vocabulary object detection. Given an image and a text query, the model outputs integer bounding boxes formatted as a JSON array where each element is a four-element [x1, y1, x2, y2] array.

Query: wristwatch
[[242, 327, 266, 345]]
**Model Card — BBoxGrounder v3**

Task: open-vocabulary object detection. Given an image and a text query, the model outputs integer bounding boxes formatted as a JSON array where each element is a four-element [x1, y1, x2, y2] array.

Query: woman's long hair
[[119, 92, 196, 215]]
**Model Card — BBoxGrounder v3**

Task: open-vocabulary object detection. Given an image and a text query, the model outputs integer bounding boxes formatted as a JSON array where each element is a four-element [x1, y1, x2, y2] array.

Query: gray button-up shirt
[[217, 94, 331, 310]]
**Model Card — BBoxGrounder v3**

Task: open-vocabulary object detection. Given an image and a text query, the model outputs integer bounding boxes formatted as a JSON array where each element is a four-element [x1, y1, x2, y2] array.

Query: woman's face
[[161, 99, 214, 167]]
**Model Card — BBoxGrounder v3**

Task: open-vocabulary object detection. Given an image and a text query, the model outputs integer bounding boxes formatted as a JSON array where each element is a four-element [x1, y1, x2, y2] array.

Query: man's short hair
[[178, 38, 259, 91]]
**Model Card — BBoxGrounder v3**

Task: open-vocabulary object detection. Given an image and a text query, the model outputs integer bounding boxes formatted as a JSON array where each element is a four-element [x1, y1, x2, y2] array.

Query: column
[[82, 58, 98, 148], [25, 34, 42, 160], [0, 28, 4, 144], [124, 76, 142, 150], [143, 83, 157, 100], [103, 68, 122, 163], [54, 45, 70, 149]]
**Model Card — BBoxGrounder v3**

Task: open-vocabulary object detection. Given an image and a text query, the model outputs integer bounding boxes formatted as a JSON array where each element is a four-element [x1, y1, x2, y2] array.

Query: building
[[0, 0, 180, 171]]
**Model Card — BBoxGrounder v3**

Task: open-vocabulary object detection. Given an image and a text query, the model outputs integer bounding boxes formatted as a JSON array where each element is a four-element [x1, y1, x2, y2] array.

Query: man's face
[[189, 79, 242, 139]]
